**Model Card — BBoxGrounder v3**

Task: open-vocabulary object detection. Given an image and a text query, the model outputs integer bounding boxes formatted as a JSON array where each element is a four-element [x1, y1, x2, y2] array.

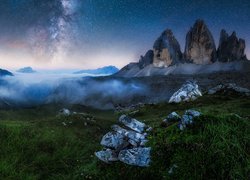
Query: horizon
[[0, 0, 250, 70]]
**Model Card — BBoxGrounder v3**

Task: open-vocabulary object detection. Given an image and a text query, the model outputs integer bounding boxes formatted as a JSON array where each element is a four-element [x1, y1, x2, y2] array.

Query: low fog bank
[[1, 70, 249, 109], [0, 73, 149, 109]]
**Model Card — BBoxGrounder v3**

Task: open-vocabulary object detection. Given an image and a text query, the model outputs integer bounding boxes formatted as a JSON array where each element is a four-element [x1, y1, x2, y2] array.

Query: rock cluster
[[95, 115, 151, 167], [184, 19, 217, 64], [217, 30, 247, 62], [169, 81, 202, 103], [208, 83, 250, 96], [163, 110, 202, 130], [153, 29, 182, 67]]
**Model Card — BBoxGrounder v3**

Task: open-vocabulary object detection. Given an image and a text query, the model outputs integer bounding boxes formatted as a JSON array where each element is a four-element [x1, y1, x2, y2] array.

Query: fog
[[0, 73, 148, 109]]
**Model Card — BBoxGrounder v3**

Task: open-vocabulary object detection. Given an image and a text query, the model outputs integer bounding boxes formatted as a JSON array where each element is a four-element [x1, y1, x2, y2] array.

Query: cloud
[[0, 73, 148, 109]]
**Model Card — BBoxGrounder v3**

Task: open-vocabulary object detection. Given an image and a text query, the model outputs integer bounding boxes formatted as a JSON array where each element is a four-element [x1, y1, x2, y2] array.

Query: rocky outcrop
[[163, 110, 202, 130], [208, 83, 250, 96], [217, 30, 247, 62], [184, 20, 217, 64], [95, 115, 151, 167], [169, 81, 202, 103], [153, 29, 182, 67]]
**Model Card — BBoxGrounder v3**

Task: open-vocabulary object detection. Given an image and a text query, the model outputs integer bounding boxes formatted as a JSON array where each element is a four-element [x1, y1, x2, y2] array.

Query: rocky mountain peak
[[217, 29, 247, 62], [184, 19, 217, 64], [153, 29, 182, 67]]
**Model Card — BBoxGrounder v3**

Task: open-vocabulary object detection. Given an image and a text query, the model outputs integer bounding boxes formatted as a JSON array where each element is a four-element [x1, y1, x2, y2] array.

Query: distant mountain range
[[17, 67, 36, 73], [74, 66, 119, 75], [0, 69, 13, 76]]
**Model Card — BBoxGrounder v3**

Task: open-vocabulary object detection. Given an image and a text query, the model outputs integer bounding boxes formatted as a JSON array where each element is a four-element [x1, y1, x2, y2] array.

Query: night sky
[[0, 0, 249, 69]]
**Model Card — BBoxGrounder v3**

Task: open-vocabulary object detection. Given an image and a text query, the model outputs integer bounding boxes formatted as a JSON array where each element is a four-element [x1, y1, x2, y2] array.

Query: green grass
[[0, 95, 249, 179]]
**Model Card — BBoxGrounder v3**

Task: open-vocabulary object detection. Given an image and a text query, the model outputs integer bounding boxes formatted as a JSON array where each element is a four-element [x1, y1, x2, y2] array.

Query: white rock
[[100, 131, 126, 149], [59, 108, 71, 116], [95, 149, 118, 163], [169, 81, 202, 103], [119, 115, 146, 133], [111, 125, 146, 143], [118, 147, 151, 167]]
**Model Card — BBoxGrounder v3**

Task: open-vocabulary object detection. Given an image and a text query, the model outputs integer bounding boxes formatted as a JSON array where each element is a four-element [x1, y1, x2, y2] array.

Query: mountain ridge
[[74, 66, 119, 75], [115, 19, 249, 77]]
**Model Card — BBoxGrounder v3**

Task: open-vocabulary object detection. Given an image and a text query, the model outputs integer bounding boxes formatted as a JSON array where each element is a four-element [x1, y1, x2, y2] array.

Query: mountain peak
[[17, 67, 36, 73], [74, 66, 119, 75]]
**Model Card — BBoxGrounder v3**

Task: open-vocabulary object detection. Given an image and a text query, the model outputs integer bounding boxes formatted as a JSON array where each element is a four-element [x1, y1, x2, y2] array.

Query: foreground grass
[[0, 95, 249, 179]]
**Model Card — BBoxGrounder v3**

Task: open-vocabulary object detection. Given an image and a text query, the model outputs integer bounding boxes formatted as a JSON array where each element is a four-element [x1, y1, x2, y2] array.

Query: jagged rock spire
[[153, 29, 182, 67], [184, 19, 217, 64], [217, 29, 247, 62]]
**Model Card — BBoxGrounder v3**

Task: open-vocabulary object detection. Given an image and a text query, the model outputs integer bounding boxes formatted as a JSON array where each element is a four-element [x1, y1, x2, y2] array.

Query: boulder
[[208, 83, 250, 96], [163, 112, 181, 123], [118, 147, 151, 167], [100, 132, 126, 149], [111, 125, 146, 143], [153, 29, 182, 67], [119, 115, 146, 133], [217, 30, 247, 62], [184, 19, 217, 64], [95, 149, 118, 163], [178, 109, 202, 130], [169, 81, 202, 103], [185, 110, 201, 118]]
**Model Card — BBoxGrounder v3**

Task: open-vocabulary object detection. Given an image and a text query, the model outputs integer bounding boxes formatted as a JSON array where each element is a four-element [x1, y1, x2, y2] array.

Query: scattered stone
[[59, 108, 71, 116], [181, 114, 194, 125], [95, 149, 118, 163], [62, 122, 67, 126], [168, 164, 178, 175], [164, 109, 202, 130], [163, 112, 181, 123], [118, 147, 151, 167], [169, 81, 202, 103], [185, 110, 201, 118], [146, 127, 153, 132], [180, 109, 201, 130], [100, 132, 126, 149], [119, 115, 146, 133], [208, 83, 250, 96]]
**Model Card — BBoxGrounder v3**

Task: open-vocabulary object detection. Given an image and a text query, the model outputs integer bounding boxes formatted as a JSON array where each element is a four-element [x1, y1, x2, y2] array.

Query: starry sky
[[0, 0, 249, 69]]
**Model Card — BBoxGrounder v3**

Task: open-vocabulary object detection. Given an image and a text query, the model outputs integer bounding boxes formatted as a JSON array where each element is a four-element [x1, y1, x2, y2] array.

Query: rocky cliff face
[[115, 19, 249, 77], [153, 29, 182, 67], [184, 20, 217, 65], [139, 50, 154, 69], [217, 30, 247, 62]]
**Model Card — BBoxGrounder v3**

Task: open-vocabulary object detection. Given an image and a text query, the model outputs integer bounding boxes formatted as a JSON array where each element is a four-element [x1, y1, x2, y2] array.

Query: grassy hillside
[[0, 94, 249, 179]]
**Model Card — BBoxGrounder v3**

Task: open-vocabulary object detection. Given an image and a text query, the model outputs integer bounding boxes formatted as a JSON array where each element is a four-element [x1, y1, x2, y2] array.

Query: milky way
[[26, 0, 79, 64], [0, 0, 249, 69]]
